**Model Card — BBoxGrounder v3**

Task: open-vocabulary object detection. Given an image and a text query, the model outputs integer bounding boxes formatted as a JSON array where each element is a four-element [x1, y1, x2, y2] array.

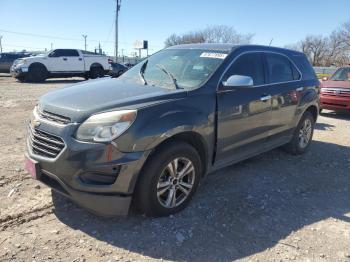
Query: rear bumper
[[320, 95, 350, 110]]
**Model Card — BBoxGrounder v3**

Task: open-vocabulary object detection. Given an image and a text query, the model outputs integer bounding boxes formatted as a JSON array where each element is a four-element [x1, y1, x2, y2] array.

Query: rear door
[[62, 49, 84, 72], [264, 52, 301, 141], [215, 52, 272, 166]]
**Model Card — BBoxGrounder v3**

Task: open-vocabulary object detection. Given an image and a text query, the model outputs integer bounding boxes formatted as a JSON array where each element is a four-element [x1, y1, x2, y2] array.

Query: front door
[[46, 49, 84, 72], [215, 52, 272, 167]]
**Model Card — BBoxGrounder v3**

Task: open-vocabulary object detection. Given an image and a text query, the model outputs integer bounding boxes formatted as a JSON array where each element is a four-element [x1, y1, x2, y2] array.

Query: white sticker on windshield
[[200, 52, 227, 59]]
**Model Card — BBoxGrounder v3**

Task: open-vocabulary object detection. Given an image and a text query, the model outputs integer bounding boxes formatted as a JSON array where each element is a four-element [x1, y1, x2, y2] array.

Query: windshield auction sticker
[[200, 52, 228, 59]]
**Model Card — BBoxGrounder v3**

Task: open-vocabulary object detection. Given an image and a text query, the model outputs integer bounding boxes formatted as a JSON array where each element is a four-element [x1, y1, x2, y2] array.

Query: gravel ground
[[0, 74, 350, 262]]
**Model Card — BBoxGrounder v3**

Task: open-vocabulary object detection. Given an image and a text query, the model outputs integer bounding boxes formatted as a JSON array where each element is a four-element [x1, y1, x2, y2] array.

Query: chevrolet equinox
[[25, 44, 320, 217]]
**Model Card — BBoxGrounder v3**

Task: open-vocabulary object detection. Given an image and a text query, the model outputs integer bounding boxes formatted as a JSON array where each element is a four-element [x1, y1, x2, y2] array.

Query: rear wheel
[[27, 64, 47, 83], [284, 111, 315, 155], [90, 66, 105, 79], [134, 141, 202, 217]]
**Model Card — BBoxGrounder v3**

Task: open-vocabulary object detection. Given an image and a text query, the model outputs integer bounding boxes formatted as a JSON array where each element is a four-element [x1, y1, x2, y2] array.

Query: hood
[[321, 80, 350, 89], [39, 77, 187, 122]]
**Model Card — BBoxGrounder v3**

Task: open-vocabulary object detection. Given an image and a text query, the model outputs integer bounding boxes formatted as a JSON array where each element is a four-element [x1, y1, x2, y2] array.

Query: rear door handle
[[296, 87, 304, 92], [78, 58, 82, 61], [260, 95, 272, 102], [63, 58, 67, 61]]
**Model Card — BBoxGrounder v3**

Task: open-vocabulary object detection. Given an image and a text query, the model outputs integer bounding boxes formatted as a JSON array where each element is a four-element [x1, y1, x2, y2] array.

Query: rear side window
[[265, 53, 299, 83], [225, 53, 265, 86], [291, 55, 317, 80], [61, 49, 79, 57]]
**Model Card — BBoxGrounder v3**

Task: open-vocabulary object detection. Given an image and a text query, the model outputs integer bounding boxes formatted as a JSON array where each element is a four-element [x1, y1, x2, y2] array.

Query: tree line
[[164, 22, 350, 67]]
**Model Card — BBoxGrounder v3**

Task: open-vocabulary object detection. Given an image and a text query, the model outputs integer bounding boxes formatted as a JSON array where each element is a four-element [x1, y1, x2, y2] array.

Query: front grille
[[28, 126, 65, 158], [322, 88, 350, 98], [37, 109, 71, 125]]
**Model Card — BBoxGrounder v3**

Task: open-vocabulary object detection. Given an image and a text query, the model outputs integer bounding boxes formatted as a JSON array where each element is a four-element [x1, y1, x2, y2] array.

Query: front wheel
[[27, 64, 47, 83], [284, 111, 315, 155], [134, 141, 202, 217]]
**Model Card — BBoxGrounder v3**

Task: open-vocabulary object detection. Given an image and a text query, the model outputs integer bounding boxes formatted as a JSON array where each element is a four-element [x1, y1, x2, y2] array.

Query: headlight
[[75, 110, 137, 142]]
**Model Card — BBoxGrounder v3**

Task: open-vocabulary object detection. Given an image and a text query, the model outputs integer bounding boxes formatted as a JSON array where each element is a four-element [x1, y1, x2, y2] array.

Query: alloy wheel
[[298, 118, 312, 148], [156, 157, 196, 208]]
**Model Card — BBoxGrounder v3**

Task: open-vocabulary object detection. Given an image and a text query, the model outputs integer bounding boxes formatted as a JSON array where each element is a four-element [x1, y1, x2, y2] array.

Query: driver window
[[225, 53, 265, 86]]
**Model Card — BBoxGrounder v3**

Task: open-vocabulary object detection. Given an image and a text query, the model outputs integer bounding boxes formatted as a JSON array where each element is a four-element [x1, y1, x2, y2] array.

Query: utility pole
[[82, 35, 87, 51], [0, 36, 3, 54], [50, 43, 53, 50], [115, 0, 121, 62]]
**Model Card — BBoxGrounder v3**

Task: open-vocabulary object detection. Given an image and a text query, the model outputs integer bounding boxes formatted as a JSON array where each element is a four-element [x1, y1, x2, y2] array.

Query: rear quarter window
[[291, 55, 317, 80]]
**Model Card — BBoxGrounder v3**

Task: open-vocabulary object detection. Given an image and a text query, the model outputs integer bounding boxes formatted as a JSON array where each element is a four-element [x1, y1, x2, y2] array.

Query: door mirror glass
[[222, 75, 254, 88]]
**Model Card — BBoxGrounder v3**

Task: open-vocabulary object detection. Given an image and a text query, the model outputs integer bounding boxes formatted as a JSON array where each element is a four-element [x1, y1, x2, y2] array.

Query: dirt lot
[[0, 74, 350, 262]]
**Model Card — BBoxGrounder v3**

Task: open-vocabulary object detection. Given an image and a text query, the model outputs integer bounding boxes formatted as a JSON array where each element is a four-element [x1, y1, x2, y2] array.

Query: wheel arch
[[29, 62, 48, 72], [90, 63, 103, 71], [305, 104, 318, 121], [146, 131, 209, 177]]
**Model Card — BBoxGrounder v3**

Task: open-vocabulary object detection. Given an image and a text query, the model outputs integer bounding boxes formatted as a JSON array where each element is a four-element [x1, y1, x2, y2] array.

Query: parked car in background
[[11, 49, 111, 82], [0, 52, 32, 73], [320, 66, 350, 112], [314, 66, 337, 79], [25, 44, 319, 217], [123, 62, 136, 68], [110, 62, 128, 77]]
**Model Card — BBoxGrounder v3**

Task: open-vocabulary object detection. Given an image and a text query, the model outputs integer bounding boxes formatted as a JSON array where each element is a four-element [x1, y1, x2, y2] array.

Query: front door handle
[[63, 58, 67, 61], [260, 95, 272, 102], [78, 58, 82, 61]]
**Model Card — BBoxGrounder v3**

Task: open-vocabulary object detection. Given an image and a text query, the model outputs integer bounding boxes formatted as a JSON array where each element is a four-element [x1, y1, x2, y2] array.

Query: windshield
[[330, 68, 350, 81], [119, 49, 229, 90]]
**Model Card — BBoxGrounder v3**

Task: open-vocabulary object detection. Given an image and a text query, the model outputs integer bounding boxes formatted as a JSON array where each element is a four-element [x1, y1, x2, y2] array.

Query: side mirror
[[322, 76, 328, 81], [222, 75, 254, 88]]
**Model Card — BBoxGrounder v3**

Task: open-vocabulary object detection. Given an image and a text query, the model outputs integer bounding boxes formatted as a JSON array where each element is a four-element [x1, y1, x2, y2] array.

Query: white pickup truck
[[11, 49, 111, 82]]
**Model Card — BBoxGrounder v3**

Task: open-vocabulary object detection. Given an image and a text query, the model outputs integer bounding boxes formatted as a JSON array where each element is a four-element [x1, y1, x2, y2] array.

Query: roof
[[167, 43, 238, 51], [167, 43, 304, 56]]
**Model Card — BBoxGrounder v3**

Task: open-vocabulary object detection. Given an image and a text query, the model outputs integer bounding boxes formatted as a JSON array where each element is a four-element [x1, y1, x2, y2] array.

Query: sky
[[0, 0, 350, 57]]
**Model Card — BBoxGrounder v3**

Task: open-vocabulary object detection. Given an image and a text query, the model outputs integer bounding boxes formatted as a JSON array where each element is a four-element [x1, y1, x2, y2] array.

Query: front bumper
[[10, 65, 29, 78], [26, 119, 150, 217], [320, 95, 350, 110]]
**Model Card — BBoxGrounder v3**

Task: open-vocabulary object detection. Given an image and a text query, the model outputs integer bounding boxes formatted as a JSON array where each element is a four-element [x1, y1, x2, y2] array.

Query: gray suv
[[25, 44, 319, 217]]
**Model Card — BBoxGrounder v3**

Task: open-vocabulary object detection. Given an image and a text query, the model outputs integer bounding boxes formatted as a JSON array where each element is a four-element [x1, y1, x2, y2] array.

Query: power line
[[0, 28, 162, 47]]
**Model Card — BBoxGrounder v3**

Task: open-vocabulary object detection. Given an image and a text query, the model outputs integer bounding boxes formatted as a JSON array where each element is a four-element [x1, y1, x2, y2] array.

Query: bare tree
[[289, 21, 350, 66], [164, 25, 253, 47]]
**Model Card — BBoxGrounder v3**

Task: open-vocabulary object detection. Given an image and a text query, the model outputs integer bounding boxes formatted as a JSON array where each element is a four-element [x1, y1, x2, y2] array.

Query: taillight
[[108, 59, 113, 64]]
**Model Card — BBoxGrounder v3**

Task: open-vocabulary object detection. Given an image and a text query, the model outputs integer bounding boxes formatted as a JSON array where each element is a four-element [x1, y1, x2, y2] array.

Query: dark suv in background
[[0, 52, 32, 73], [25, 44, 319, 217]]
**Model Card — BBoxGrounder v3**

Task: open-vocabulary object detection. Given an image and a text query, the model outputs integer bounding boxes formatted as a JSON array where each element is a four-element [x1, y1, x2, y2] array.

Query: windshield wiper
[[139, 60, 148, 85], [156, 64, 181, 89]]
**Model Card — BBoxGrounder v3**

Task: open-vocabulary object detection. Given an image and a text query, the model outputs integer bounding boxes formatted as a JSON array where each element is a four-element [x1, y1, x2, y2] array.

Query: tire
[[284, 111, 315, 155], [134, 141, 202, 217], [27, 64, 47, 83], [90, 66, 105, 79]]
